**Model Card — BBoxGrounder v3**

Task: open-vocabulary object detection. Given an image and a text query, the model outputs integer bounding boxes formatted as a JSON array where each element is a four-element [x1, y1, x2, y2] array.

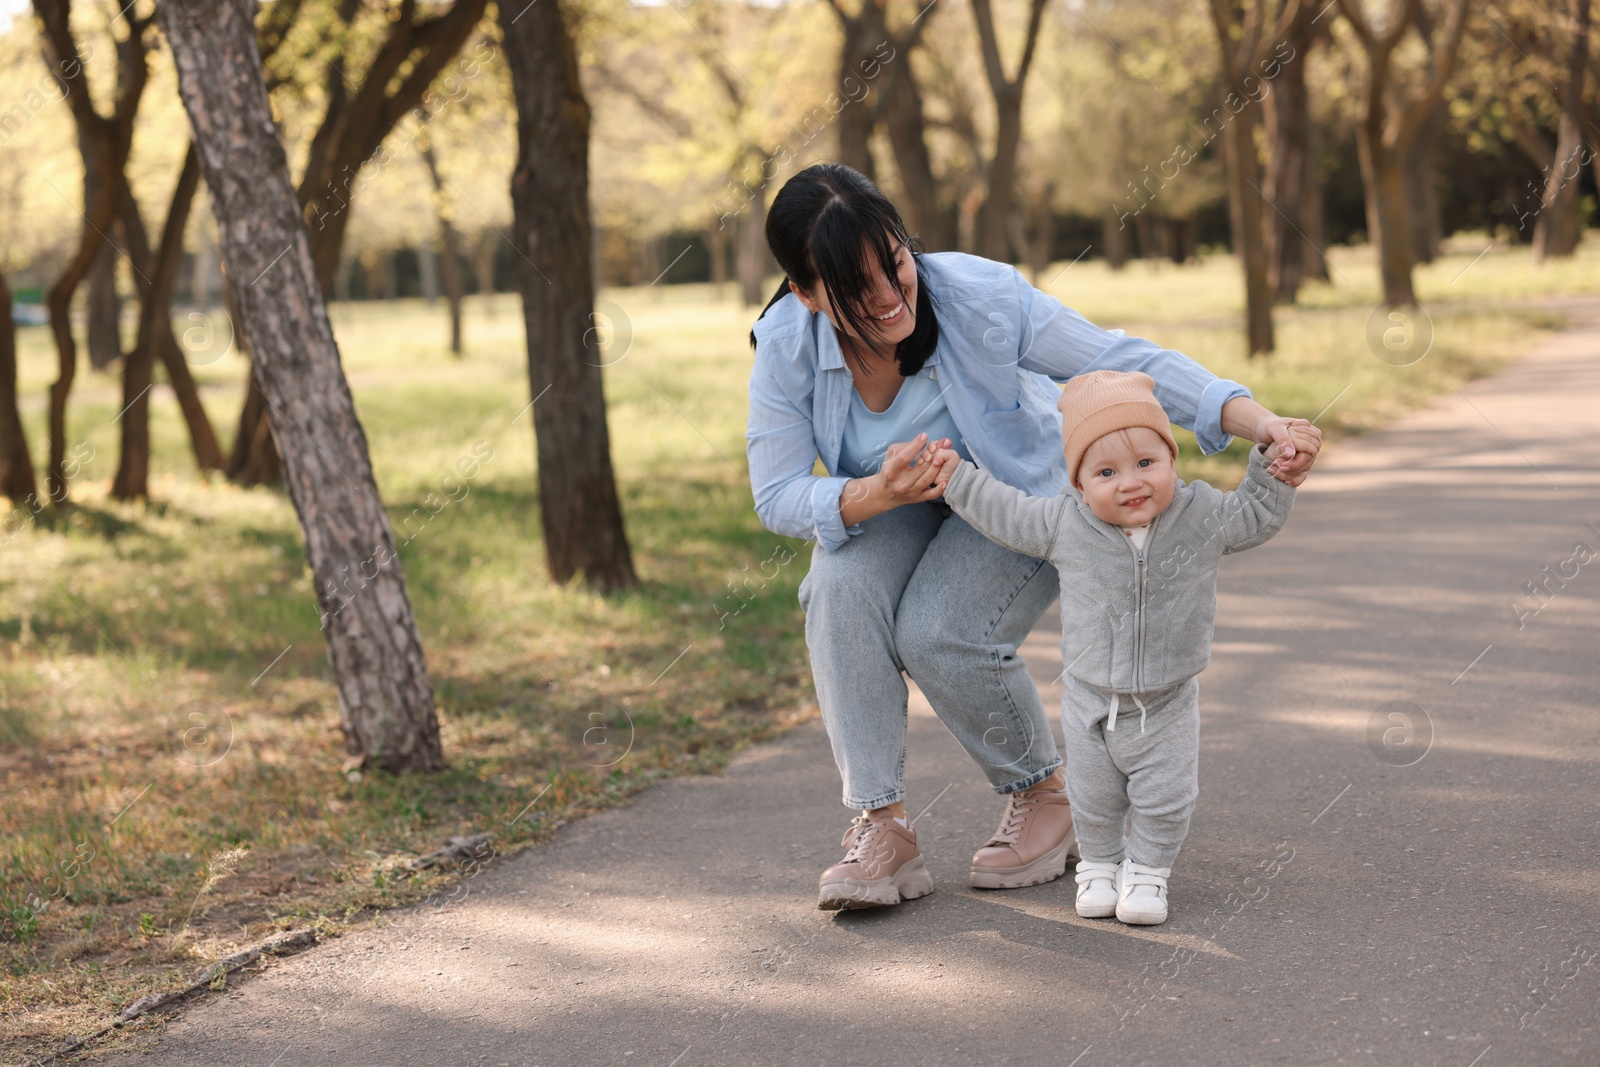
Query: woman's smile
[[873, 301, 906, 323]]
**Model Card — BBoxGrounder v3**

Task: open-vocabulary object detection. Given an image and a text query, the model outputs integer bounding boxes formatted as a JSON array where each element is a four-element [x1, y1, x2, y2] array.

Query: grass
[[0, 235, 1593, 1063]]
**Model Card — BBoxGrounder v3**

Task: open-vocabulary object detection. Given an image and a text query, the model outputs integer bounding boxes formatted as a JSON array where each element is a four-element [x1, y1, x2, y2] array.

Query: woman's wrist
[[1220, 396, 1276, 444], [840, 472, 890, 527]]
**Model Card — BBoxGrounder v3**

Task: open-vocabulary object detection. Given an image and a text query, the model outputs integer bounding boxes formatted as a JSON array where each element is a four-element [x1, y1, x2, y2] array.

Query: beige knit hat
[[1058, 370, 1178, 488]]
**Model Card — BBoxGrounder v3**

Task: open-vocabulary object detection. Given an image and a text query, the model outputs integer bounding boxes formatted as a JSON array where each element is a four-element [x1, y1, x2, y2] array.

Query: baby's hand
[[1266, 424, 1320, 480], [910, 439, 959, 494]]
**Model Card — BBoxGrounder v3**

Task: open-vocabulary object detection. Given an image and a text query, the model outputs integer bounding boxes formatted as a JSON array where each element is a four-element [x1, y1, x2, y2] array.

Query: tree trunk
[[977, 83, 1024, 261], [378, 250, 398, 300], [1168, 216, 1197, 264], [738, 191, 771, 308], [474, 229, 498, 303], [1301, 117, 1329, 281], [158, 330, 225, 473], [1223, 108, 1275, 355], [227, 0, 489, 484], [334, 253, 353, 302], [86, 239, 122, 372], [1102, 207, 1129, 270], [191, 221, 217, 303], [420, 136, 466, 355], [1027, 182, 1054, 283], [1534, 0, 1591, 262], [159, 0, 444, 772], [500, 0, 637, 592], [33, 0, 150, 503], [418, 244, 440, 304], [1405, 98, 1445, 265], [1265, 15, 1314, 302], [110, 141, 226, 478], [1358, 126, 1418, 306], [83, 116, 122, 373], [830, 0, 888, 180], [969, 0, 1048, 263], [114, 145, 204, 500], [705, 224, 729, 298], [440, 231, 464, 354], [882, 53, 952, 250], [227, 366, 281, 485], [0, 273, 39, 504]]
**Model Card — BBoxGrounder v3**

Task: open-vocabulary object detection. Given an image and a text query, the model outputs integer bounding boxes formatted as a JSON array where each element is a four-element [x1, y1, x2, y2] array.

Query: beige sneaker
[[817, 814, 934, 911], [968, 786, 1078, 889]]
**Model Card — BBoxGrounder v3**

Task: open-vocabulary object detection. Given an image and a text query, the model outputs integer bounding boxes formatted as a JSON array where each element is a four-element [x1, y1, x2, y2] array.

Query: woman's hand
[[839, 434, 953, 527], [1255, 415, 1321, 486], [883, 434, 954, 501]]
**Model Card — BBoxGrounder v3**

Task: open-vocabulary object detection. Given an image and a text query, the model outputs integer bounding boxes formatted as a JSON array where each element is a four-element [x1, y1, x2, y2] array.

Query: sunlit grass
[[0, 236, 1588, 1060]]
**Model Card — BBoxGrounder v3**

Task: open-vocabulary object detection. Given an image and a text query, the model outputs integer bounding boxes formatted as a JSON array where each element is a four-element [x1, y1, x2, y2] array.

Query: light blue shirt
[[746, 251, 1251, 552], [837, 369, 972, 479]]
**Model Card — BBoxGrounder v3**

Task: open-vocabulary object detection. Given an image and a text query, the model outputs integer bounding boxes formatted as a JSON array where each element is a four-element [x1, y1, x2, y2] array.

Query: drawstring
[[1106, 692, 1150, 734]]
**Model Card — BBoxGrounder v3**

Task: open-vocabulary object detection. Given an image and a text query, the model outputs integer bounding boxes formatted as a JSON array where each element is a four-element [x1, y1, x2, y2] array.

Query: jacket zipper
[[1123, 515, 1158, 692]]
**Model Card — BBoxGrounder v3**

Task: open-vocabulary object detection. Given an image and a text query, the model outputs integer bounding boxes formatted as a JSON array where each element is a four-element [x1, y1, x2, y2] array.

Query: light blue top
[[837, 368, 972, 479], [746, 251, 1251, 552]]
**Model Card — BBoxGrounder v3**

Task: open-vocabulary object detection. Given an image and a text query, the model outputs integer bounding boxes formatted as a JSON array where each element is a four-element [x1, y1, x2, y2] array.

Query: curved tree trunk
[[113, 145, 204, 500], [32, 0, 150, 503], [159, 0, 444, 773], [0, 273, 39, 504], [500, 0, 636, 592], [1534, 0, 1591, 262]]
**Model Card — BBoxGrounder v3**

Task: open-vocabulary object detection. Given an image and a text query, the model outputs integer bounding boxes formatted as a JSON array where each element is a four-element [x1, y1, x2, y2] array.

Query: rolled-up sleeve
[[746, 350, 859, 551], [1010, 267, 1250, 456]]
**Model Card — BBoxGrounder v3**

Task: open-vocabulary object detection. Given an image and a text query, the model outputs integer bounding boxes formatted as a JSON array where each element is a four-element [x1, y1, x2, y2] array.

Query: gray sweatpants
[[1060, 672, 1200, 868]]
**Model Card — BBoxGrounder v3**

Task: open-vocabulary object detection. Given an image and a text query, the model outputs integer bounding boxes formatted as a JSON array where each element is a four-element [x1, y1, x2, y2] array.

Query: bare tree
[[500, 0, 637, 592], [158, 0, 445, 772], [1336, 0, 1471, 307]]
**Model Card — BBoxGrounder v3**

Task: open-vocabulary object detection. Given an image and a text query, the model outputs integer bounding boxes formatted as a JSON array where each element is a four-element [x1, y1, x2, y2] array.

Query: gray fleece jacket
[[942, 443, 1295, 694]]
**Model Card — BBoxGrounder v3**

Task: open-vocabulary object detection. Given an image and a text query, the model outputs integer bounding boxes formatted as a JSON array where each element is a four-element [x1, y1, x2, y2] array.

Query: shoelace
[[1106, 691, 1149, 733], [840, 815, 888, 864], [986, 791, 1042, 846]]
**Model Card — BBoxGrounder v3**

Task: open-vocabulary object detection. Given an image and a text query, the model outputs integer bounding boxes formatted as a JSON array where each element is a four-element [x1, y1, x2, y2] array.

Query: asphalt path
[[105, 299, 1600, 1066]]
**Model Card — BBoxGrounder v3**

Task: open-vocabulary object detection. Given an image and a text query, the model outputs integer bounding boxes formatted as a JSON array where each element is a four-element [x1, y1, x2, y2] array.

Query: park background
[[0, 0, 1595, 1059]]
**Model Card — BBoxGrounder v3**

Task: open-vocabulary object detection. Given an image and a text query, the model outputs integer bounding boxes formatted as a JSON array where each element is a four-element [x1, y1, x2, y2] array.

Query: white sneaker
[[1115, 858, 1171, 925], [1073, 859, 1120, 918]]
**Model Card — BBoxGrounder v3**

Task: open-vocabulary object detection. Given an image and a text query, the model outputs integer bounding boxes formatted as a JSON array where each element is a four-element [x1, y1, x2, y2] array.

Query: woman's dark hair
[[748, 163, 938, 377]]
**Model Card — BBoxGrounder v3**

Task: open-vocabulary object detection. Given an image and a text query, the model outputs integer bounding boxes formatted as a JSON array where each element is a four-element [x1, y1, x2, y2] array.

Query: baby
[[929, 370, 1306, 924]]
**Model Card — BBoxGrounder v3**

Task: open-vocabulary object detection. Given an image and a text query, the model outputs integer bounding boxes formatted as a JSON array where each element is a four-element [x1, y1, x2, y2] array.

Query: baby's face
[[1075, 427, 1177, 527]]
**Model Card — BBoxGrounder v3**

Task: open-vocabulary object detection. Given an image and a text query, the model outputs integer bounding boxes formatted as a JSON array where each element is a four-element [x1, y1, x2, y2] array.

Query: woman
[[746, 164, 1319, 911]]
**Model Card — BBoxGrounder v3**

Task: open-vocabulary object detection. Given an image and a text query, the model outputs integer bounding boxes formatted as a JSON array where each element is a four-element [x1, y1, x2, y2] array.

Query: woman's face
[[789, 239, 918, 351]]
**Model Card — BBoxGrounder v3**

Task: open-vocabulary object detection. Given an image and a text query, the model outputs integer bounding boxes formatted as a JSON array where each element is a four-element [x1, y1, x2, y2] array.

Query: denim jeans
[[797, 501, 1064, 810]]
